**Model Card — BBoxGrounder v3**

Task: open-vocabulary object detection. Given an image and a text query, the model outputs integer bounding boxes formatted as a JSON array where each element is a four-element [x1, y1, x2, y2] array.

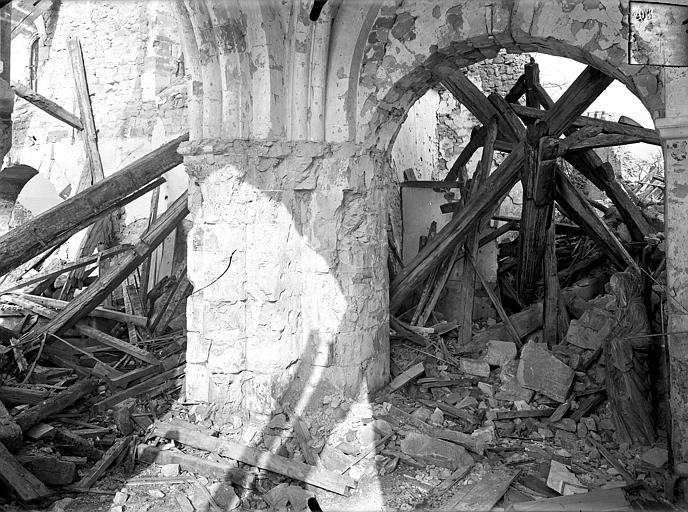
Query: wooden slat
[[11, 80, 83, 130], [511, 487, 630, 511], [139, 186, 160, 307], [0, 133, 187, 277], [152, 421, 355, 495]]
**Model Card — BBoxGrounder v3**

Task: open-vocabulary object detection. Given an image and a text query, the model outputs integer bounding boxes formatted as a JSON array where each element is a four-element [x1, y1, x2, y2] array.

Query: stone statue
[[601, 270, 655, 445]]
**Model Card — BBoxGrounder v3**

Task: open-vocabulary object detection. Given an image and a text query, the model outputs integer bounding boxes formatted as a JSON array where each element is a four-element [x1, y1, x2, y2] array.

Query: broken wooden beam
[[472, 302, 543, 347], [152, 421, 355, 495], [0, 386, 48, 406], [0, 132, 187, 277], [136, 444, 256, 489], [509, 102, 660, 145], [0, 441, 52, 503], [73, 435, 132, 490], [21, 193, 188, 343], [443, 467, 519, 511], [10, 80, 83, 130], [14, 378, 98, 432]]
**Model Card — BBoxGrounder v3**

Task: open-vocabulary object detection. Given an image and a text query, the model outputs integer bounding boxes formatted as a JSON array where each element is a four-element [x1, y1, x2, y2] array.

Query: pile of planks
[[0, 36, 193, 502]]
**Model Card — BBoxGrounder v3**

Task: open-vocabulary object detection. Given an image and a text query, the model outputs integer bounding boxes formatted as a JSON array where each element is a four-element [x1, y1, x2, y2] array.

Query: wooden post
[[458, 117, 498, 345], [61, 37, 112, 300]]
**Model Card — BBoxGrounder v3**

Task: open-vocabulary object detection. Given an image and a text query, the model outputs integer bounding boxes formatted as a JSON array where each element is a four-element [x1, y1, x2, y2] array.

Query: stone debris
[[517, 341, 575, 403], [485, 340, 518, 367], [399, 432, 473, 470]]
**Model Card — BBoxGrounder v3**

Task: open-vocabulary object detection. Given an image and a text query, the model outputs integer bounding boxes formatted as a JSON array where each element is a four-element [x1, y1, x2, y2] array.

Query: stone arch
[[6, 146, 72, 199], [336, 0, 666, 151], [0, 164, 38, 235]]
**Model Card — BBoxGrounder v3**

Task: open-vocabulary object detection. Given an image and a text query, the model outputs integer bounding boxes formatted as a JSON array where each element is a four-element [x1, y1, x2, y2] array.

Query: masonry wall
[[7, 0, 188, 244]]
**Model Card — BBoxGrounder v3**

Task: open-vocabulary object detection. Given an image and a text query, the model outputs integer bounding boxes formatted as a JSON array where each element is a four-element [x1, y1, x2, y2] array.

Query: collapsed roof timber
[[0, 0, 686, 510]]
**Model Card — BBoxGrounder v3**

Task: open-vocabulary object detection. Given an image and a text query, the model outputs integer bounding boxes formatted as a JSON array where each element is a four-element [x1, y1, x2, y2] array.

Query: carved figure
[[602, 271, 655, 445]]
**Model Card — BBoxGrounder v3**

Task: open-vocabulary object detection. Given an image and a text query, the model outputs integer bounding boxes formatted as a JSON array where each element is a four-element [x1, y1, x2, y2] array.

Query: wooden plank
[[20, 193, 188, 346], [93, 365, 184, 412], [0, 441, 52, 502], [511, 487, 630, 511], [442, 467, 519, 510], [139, 186, 160, 307], [73, 436, 132, 490], [444, 125, 485, 181], [151, 271, 192, 336], [136, 444, 256, 489], [15, 293, 148, 327], [543, 220, 560, 345], [0, 132, 187, 277], [458, 117, 499, 346], [0, 245, 132, 295], [495, 408, 555, 420], [76, 324, 159, 365], [435, 63, 521, 142], [11, 80, 83, 130], [14, 379, 98, 433], [152, 421, 355, 495], [555, 169, 637, 270], [390, 316, 427, 346], [383, 404, 484, 455], [383, 362, 425, 394], [68, 36, 104, 189], [469, 254, 522, 348], [53, 428, 104, 462]]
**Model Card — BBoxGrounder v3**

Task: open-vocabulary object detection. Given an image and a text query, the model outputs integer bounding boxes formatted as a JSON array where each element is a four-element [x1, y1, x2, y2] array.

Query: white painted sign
[[629, 1, 688, 66]]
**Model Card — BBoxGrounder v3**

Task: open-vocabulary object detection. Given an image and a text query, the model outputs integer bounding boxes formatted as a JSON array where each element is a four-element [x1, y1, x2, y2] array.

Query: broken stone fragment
[[641, 447, 668, 468], [554, 418, 577, 433], [161, 463, 180, 477], [209, 482, 240, 510], [555, 429, 579, 451], [371, 418, 393, 437], [564, 307, 611, 350], [547, 460, 586, 495], [485, 340, 518, 367], [471, 425, 496, 444], [399, 432, 473, 470], [517, 341, 574, 403], [429, 408, 445, 426], [460, 358, 491, 378], [496, 360, 534, 402]]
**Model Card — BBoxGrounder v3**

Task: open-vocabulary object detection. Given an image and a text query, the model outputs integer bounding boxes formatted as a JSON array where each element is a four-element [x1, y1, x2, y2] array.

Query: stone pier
[[181, 139, 389, 422]]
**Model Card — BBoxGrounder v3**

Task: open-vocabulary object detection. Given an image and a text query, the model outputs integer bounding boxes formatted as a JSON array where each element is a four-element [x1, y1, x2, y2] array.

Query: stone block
[[565, 308, 611, 350], [496, 360, 534, 402], [517, 342, 574, 403], [485, 340, 517, 367], [460, 358, 491, 378], [641, 447, 668, 468], [400, 433, 473, 470], [161, 463, 180, 477]]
